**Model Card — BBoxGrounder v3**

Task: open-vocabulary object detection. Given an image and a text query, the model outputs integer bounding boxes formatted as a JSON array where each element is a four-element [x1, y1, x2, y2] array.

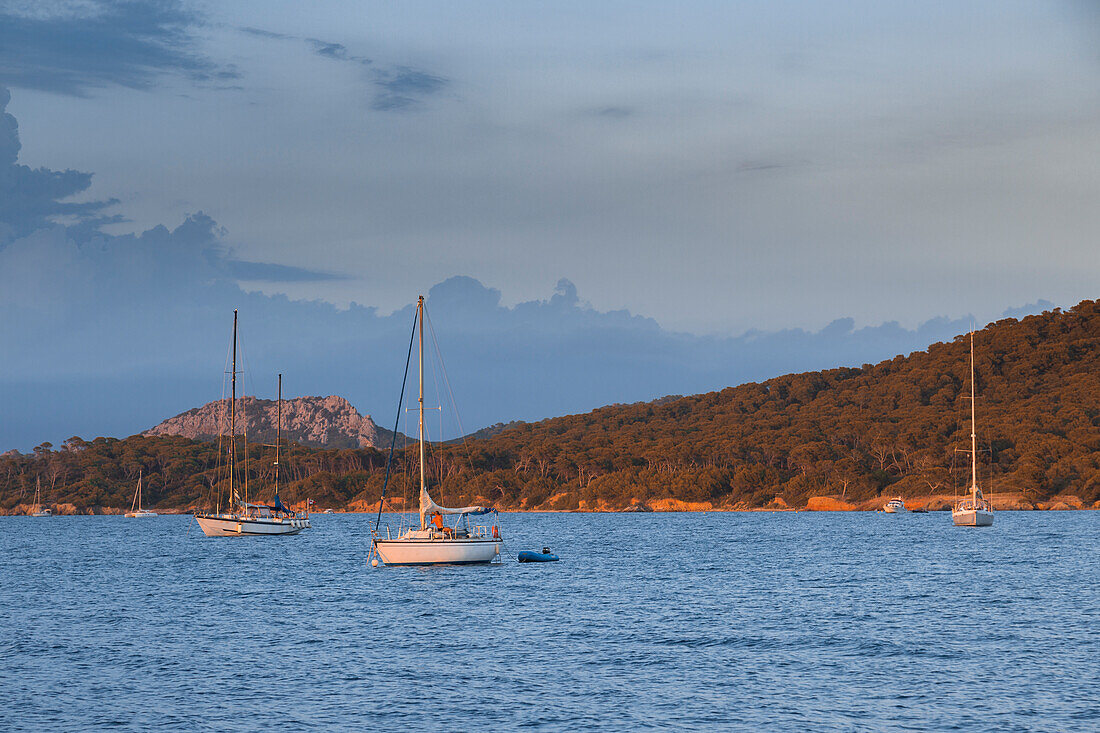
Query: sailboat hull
[[373, 538, 501, 565], [952, 508, 994, 527], [195, 514, 310, 537]]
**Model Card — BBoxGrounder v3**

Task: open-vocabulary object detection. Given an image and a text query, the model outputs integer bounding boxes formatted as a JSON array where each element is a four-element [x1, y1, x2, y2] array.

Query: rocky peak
[[144, 395, 397, 449]]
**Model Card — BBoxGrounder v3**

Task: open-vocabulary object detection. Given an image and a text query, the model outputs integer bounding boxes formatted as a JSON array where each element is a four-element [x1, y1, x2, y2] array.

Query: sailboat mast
[[275, 373, 281, 496], [418, 295, 426, 529], [970, 330, 978, 497], [230, 309, 238, 508]]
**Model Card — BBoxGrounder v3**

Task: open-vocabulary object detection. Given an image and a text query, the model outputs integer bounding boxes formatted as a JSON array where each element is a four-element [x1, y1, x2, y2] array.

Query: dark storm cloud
[[0, 1, 237, 96]]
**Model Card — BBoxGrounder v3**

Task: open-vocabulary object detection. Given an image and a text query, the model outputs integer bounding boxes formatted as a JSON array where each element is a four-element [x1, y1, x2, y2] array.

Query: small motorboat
[[518, 547, 559, 563], [883, 498, 907, 513]]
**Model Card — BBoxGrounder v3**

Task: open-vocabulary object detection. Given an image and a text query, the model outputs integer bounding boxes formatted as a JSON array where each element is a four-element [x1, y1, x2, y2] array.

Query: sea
[[2, 511, 1097, 732]]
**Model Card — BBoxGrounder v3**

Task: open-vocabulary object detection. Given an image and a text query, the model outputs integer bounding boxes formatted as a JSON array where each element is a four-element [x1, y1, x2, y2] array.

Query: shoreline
[[3, 501, 1096, 517]]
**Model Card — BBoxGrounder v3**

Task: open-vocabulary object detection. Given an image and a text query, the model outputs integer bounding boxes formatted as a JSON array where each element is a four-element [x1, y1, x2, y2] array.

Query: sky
[[0, 1, 1097, 450]]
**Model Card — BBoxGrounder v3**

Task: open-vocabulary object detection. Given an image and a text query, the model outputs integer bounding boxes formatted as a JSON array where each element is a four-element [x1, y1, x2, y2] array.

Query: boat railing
[[370, 524, 500, 540], [954, 499, 992, 512], [430, 524, 500, 540]]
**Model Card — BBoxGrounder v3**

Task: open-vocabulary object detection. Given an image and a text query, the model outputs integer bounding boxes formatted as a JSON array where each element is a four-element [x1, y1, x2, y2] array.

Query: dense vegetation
[[3, 300, 1098, 513]]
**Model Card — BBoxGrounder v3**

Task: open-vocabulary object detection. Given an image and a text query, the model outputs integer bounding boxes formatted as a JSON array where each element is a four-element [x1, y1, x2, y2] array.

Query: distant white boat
[[323, 509, 335, 514], [952, 330, 994, 528], [883, 498, 907, 513], [195, 315, 311, 537], [371, 295, 502, 566], [124, 470, 158, 518], [30, 475, 52, 517]]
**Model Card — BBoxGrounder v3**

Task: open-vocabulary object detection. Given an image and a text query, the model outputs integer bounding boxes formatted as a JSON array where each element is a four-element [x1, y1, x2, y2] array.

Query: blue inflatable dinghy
[[518, 547, 559, 563]]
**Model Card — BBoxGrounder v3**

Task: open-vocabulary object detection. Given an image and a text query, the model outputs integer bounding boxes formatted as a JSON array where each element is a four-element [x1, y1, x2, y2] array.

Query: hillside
[[2, 300, 1098, 514], [473, 300, 1100, 510], [144, 395, 399, 450]]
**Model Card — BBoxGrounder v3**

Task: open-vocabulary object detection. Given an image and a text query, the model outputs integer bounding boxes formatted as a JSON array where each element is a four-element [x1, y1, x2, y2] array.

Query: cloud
[[6, 251, 1025, 453], [307, 39, 352, 61], [237, 26, 293, 41], [222, 259, 347, 283], [0, 84, 1059, 451], [374, 67, 446, 95], [736, 160, 789, 172], [0, 87, 118, 242], [237, 26, 448, 111], [241, 26, 367, 64], [0, 84, 335, 278], [1001, 300, 1056, 320], [590, 106, 634, 119], [0, 1, 237, 96]]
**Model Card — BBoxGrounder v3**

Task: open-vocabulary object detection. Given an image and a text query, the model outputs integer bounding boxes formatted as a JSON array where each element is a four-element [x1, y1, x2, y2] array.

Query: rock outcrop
[[144, 395, 399, 449], [805, 496, 856, 511]]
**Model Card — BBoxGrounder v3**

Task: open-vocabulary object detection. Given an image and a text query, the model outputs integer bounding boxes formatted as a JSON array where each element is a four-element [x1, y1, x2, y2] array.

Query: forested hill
[[476, 299, 1100, 510], [2, 300, 1098, 514]]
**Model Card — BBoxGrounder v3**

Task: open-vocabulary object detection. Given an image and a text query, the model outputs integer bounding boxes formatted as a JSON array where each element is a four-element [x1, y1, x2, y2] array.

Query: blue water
[[2, 512, 1097, 732]]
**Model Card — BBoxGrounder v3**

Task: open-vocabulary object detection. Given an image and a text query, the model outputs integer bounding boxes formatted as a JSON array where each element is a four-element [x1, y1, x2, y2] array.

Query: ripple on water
[[1, 511, 1097, 732]]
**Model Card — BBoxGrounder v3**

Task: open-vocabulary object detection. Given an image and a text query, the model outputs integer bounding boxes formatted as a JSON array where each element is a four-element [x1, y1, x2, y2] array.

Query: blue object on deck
[[518, 548, 559, 563]]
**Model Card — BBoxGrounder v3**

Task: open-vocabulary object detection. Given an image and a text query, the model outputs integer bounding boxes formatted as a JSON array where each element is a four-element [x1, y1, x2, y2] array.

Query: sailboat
[[30, 475, 52, 517], [195, 312, 311, 537], [124, 470, 158, 518], [952, 330, 994, 527], [371, 295, 502, 566]]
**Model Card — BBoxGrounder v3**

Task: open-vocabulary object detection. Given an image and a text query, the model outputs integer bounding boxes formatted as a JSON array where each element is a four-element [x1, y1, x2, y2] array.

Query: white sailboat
[[952, 330, 994, 527], [30, 475, 52, 517], [195, 313, 311, 537], [371, 295, 502, 566], [124, 470, 158, 518]]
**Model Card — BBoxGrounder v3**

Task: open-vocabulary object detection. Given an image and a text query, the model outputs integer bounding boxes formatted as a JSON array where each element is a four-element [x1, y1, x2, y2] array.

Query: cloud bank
[[0, 86, 1054, 451]]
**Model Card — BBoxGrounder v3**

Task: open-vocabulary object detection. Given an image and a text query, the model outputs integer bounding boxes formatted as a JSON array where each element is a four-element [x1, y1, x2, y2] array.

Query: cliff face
[[144, 395, 396, 449]]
